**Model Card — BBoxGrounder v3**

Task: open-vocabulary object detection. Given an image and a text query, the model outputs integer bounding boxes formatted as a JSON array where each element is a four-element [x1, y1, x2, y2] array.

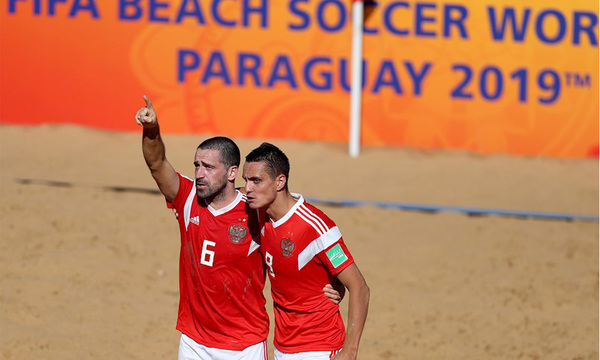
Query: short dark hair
[[245, 142, 290, 189], [198, 136, 240, 169]]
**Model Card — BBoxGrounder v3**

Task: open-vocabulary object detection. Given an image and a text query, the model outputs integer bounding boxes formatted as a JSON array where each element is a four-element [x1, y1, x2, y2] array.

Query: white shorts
[[274, 347, 342, 360], [178, 334, 268, 360]]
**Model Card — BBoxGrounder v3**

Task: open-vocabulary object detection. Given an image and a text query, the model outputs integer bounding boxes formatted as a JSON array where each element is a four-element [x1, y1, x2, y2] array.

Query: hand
[[135, 95, 158, 128], [323, 283, 345, 305], [331, 348, 357, 360]]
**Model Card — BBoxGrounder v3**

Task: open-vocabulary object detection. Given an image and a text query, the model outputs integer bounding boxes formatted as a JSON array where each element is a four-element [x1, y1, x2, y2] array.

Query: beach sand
[[1, 124, 598, 359]]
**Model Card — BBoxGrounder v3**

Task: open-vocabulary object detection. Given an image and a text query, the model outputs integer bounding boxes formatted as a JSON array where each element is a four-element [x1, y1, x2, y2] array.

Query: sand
[[0, 124, 598, 359]]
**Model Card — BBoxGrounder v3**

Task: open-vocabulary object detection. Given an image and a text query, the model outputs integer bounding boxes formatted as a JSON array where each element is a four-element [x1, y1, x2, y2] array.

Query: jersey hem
[[177, 327, 268, 351], [330, 258, 354, 276], [274, 344, 345, 354]]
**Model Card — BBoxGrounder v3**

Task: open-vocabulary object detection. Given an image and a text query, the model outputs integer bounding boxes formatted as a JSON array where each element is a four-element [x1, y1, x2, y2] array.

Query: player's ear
[[228, 165, 238, 181], [276, 174, 287, 191]]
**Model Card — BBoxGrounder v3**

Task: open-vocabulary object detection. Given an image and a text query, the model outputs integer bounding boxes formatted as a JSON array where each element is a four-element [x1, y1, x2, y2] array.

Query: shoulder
[[175, 173, 195, 193], [171, 173, 196, 209], [296, 201, 336, 229]]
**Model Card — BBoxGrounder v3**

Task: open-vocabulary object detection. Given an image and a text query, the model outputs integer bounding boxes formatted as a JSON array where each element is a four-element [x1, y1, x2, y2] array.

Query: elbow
[[362, 281, 371, 306], [146, 157, 167, 174]]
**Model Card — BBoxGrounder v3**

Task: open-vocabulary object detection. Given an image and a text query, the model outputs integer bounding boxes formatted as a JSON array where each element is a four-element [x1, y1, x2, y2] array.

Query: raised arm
[[135, 95, 179, 203], [333, 263, 370, 360]]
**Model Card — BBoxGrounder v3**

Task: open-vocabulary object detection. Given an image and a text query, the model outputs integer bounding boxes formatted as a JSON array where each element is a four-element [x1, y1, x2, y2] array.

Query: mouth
[[196, 182, 208, 190]]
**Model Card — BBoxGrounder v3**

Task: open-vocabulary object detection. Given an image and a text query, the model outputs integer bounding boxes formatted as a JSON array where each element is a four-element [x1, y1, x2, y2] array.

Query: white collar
[[208, 190, 243, 216], [271, 193, 303, 228]]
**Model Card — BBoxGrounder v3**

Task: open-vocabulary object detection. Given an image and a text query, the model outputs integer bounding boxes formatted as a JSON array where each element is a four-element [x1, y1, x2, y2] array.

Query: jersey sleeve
[[317, 237, 354, 276], [171, 173, 194, 211]]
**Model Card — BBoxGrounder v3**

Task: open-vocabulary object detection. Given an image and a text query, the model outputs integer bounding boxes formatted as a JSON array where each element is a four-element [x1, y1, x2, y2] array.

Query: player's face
[[242, 161, 278, 210], [194, 149, 229, 200]]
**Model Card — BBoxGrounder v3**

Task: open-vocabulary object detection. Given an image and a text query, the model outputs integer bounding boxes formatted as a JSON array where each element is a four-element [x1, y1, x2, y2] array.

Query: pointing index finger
[[143, 95, 154, 110]]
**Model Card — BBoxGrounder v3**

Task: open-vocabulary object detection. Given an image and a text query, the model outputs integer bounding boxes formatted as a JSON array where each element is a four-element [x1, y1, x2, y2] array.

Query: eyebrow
[[195, 160, 216, 167]]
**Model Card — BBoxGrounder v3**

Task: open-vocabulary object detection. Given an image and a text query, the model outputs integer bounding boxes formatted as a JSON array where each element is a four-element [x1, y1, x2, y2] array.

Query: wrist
[[342, 346, 358, 356], [144, 122, 159, 129]]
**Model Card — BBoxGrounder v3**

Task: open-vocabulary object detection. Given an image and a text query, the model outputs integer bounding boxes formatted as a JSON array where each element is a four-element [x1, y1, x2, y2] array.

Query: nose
[[195, 166, 205, 179]]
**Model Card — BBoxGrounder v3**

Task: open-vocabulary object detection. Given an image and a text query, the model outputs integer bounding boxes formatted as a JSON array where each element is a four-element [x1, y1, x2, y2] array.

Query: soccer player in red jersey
[[135, 97, 343, 360], [242, 143, 370, 360]]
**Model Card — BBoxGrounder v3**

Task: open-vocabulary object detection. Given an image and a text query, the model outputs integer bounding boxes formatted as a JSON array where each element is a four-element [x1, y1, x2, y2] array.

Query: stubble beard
[[196, 177, 228, 203]]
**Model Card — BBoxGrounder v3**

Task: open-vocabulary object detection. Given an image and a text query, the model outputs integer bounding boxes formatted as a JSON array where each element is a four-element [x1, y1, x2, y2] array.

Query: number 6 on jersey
[[201, 240, 216, 267]]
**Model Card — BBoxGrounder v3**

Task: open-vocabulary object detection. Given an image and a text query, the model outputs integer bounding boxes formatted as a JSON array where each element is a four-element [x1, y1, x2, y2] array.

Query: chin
[[247, 202, 260, 209], [196, 190, 211, 200]]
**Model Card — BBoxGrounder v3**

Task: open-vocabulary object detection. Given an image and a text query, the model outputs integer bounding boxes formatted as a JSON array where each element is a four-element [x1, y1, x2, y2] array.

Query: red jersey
[[171, 173, 269, 350], [260, 194, 354, 353]]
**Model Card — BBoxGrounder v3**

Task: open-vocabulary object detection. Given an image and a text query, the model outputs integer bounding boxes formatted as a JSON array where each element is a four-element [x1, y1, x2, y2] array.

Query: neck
[[204, 184, 238, 210], [266, 190, 296, 222]]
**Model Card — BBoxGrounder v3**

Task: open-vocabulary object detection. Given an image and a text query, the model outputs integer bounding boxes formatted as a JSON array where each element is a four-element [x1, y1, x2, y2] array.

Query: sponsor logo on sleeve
[[326, 244, 348, 268]]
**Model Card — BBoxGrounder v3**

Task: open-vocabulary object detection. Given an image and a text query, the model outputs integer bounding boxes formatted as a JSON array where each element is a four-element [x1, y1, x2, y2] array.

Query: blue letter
[[415, 3, 436, 37], [238, 53, 262, 86], [372, 60, 402, 94], [149, 0, 169, 22], [8, 0, 21, 14], [317, 0, 345, 32], [243, 0, 267, 28], [202, 51, 232, 85], [289, 0, 310, 30], [405, 61, 431, 95], [267, 55, 298, 89], [49, 0, 67, 16], [213, 0, 235, 27], [444, 5, 468, 39], [488, 7, 530, 42], [176, 0, 205, 24], [70, 0, 100, 18], [304, 57, 332, 91], [178, 49, 201, 82], [574, 11, 597, 46], [119, 0, 142, 20], [535, 10, 566, 44], [9, 0, 41, 14], [384, 2, 409, 36]]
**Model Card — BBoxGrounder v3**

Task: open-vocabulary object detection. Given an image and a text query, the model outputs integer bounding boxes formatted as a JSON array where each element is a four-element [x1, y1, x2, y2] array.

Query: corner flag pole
[[349, 0, 364, 157]]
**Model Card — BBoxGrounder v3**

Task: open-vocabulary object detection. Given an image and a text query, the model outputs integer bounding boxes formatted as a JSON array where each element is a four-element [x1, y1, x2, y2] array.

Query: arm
[[135, 95, 179, 203], [332, 263, 370, 360]]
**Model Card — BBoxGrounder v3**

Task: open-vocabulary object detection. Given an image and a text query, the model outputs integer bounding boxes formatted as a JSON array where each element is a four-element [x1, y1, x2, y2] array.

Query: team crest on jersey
[[228, 223, 248, 244], [281, 237, 295, 257]]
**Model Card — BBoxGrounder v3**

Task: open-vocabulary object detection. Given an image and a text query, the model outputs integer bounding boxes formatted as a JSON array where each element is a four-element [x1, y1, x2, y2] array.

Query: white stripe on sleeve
[[297, 226, 342, 270], [183, 184, 196, 231]]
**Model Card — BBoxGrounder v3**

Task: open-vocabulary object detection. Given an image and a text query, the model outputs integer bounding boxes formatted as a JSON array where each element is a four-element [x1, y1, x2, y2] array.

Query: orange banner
[[1, 0, 598, 157]]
